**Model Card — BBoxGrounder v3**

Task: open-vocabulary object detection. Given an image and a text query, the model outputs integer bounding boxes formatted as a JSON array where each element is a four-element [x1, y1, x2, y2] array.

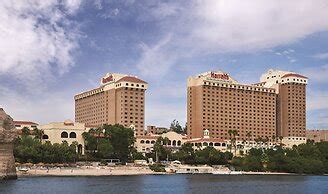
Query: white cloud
[[0, 86, 74, 124], [0, 0, 81, 123], [100, 8, 120, 19], [308, 89, 328, 111], [313, 52, 328, 60], [135, 0, 328, 78], [145, 101, 186, 127], [94, 0, 103, 10], [0, 0, 81, 90], [302, 64, 328, 83], [136, 34, 178, 77]]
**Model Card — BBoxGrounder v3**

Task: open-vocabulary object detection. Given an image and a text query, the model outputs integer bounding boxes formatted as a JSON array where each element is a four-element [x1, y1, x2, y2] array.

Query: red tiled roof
[[282, 73, 308, 79], [117, 76, 147, 84], [14, 121, 38, 125], [186, 138, 226, 143], [85, 124, 99, 128], [136, 135, 159, 139]]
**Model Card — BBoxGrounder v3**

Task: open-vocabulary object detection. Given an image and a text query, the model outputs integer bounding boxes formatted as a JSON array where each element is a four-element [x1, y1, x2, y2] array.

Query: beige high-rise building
[[187, 70, 308, 147], [75, 73, 148, 136], [260, 70, 308, 146], [187, 71, 277, 142]]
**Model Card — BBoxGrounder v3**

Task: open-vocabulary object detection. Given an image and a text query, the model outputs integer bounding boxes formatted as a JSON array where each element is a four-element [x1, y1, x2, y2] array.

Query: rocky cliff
[[0, 108, 17, 180]]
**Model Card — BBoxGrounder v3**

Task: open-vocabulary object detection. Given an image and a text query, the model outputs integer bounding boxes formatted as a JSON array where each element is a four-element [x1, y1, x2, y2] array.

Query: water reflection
[[0, 175, 327, 194]]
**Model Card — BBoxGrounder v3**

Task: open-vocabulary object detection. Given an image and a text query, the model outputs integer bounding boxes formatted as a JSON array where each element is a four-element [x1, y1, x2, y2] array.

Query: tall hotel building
[[74, 73, 148, 136], [260, 70, 308, 145], [187, 70, 308, 146]]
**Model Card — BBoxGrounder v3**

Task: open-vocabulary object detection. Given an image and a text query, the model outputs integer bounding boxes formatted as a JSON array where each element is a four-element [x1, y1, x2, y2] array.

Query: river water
[[0, 174, 327, 194]]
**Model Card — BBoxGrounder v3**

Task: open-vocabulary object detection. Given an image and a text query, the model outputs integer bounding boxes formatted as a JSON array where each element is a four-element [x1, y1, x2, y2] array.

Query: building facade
[[146, 125, 169, 134], [13, 121, 38, 131], [39, 120, 88, 155], [306, 130, 328, 142], [187, 71, 277, 142], [75, 73, 148, 136], [187, 70, 308, 147], [135, 131, 188, 154], [259, 70, 308, 146]]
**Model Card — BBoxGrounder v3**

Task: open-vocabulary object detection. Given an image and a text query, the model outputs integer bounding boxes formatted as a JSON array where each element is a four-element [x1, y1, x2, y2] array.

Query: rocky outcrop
[[0, 108, 17, 180]]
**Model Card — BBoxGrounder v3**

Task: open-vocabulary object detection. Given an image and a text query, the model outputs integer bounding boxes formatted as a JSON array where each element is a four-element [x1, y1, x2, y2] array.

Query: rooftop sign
[[102, 75, 114, 84], [210, 72, 229, 80]]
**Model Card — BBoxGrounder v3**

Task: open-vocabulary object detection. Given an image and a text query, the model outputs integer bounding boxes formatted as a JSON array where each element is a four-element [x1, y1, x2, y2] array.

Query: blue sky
[[0, 0, 328, 129]]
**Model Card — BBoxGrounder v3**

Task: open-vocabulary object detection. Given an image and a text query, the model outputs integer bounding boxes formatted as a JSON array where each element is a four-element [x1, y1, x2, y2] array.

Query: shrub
[[149, 164, 166, 172]]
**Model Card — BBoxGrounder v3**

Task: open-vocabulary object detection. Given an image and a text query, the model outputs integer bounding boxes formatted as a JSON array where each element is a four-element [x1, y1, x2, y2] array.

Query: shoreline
[[16, 166, 324, 177], [17, 166, 166, 177]]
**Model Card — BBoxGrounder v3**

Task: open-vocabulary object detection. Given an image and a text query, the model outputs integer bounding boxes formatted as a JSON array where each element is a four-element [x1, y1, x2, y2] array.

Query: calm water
[[0, 174, 328, 194]]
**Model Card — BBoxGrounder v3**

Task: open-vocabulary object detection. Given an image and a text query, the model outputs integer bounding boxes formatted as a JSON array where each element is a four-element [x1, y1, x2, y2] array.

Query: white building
[[14, 121, 38, 131], [39, 120, 88, 155], [135, 131, 188, 154]]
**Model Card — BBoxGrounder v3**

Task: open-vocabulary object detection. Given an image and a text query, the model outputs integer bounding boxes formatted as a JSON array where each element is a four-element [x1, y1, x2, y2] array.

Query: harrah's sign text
[[210, 72, 229, 80], [102, 75, 114, 84]]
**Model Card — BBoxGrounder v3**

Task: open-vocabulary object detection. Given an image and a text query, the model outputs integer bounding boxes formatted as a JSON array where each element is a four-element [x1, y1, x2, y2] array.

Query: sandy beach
[[17, 166, 166, 177], [17, 165, 294, 177]]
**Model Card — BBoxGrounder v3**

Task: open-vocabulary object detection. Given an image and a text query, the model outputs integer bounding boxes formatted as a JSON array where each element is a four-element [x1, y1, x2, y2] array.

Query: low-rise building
[[135, 129, 278, 156], [135, 131, 188, 154], [13, 121, 38, 131], [39, 120, 88, 155], [187, 129, 228, 152], [146, 125, 169, 134], [306, 130, 328, 142]]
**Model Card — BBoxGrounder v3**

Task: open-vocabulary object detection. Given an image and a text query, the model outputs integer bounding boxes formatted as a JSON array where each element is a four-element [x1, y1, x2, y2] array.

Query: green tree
[[153, 137, 170, 162], [131, 148, 146, 160], [33, 128, 44, 142], [82, 129, 99, 154], [103, 124, 135, 163], [228, 129, 238, 155], [21, 127, 30, 136], [14, 136, 77, 163], [170, 120, 184, 134], [98, 138, 114, 158], [172, 143, 195, 164]]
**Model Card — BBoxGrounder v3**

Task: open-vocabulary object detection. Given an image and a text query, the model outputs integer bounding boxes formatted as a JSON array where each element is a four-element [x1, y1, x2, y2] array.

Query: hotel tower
[[260, 70, 308, 145], [187, 70, 308, 146], [74, 73, 148, 136]]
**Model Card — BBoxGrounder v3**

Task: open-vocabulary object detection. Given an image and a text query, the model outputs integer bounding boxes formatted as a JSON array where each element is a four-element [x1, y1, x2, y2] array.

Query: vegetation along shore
[[13, 124, 328, 176]]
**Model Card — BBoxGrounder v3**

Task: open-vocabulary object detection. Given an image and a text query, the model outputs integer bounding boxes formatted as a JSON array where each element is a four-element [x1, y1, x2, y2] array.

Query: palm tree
[[21, 127, 30, 136], [228, 130, 233, 153], [246, 131, 252, 149], [254, 137, 263, 148], [264, 136, 270, 148], [279, 136, 283, 146], [162, 137, 169, 146], [154, 137, 164, 163], [228, 129, 238, 155], [33, 128, 44, 142], [271, 135, 276, 144], [162, 137, 170, 161]]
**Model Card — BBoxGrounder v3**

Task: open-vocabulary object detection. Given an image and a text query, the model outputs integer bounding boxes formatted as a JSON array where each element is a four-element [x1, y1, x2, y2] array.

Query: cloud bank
[[135, 0, 328, 78], [0, 0, 81, 89]]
